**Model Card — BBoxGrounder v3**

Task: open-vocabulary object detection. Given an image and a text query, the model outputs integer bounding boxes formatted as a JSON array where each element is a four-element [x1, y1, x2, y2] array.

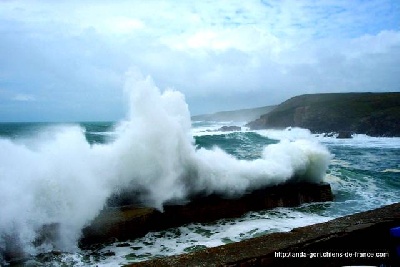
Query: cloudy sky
[[1, 0, 399, 122]]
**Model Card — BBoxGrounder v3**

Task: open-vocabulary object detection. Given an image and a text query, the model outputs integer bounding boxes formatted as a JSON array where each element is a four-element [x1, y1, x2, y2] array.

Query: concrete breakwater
[[80, 182, 333, 247], [127, 202, 400, 267]]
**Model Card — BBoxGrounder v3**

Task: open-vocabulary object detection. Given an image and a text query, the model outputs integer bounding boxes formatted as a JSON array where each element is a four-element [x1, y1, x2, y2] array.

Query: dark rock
[[33, 223, 60, 247], [126, 202, 400, 267], [0, 232, 27, 265], [322, 131, 353, 139], [79, 182, 333, 247], [336, 131, 353, 139], [2, 223, 64, 265]]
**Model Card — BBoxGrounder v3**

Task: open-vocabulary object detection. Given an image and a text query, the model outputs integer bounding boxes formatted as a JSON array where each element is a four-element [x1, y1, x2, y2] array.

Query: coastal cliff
[[246, 92, 400, 137]]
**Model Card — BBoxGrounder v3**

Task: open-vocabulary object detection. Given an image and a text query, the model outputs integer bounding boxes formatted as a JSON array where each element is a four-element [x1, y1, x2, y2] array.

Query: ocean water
[[1, 122, 399, 266], [0, 74, 399, 266]]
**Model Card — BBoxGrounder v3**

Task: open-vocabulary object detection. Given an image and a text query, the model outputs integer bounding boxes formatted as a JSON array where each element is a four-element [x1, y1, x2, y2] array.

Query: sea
[[0, 77, 399, 266], [0, 121, 399, 266]]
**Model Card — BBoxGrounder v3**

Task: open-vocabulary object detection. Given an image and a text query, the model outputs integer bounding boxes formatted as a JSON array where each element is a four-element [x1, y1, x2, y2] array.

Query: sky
[[0, 0, 400, 122]]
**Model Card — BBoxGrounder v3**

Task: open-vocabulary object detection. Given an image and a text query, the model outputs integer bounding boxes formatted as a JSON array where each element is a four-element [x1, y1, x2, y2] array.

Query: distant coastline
[[194, 92, 399, 137], [191, 105, 276, 123]]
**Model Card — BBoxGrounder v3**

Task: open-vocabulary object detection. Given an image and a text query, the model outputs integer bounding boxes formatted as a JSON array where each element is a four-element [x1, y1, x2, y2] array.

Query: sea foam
[[0, 71, 331, 259]]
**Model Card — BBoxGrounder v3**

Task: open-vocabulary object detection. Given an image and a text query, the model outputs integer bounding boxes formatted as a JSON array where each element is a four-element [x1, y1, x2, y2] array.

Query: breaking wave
[[0, 71, 331, 259]]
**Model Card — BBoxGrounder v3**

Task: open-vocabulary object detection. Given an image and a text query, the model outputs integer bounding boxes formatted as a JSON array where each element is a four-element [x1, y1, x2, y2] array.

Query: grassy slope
[[247, 92, 400, 136]]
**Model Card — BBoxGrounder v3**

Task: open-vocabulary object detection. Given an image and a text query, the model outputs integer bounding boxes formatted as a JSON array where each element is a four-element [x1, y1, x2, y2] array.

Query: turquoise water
[[0, 122, 399, 266], [192, 122, 400, 218]]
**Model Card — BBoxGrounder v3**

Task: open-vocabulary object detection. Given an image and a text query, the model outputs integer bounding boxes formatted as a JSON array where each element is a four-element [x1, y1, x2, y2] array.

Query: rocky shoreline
[[126, 202, 400, 267]]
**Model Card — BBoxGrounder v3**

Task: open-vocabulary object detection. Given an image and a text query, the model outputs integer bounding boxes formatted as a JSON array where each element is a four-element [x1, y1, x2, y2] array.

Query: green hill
[[246, 92, 400, 137]]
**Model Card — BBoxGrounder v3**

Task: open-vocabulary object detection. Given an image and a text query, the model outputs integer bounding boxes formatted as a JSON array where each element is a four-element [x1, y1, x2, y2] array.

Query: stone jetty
[[80, 182, 333, 247]]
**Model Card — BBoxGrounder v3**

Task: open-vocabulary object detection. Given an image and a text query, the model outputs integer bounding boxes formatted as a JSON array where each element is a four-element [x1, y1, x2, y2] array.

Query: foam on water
[[318, 134, 400, 149], [191, 124, 244, 137], [253, 127, 400, 150], [0, 72, 332, 261], [255, 127, 315, 141], [326, 158, 400, 217], [248, 127, 400, 216], [49, 208, 332, 266], [382, 168, 400, 173]]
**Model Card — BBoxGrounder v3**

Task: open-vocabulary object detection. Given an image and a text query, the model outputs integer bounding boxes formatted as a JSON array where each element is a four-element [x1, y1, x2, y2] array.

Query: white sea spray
[[0, 71, 331, 258]]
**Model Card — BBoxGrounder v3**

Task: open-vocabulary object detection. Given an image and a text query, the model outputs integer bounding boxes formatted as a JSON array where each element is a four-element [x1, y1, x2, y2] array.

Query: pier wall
[[128, 202, 400, 267], [80, 182, 333, 246]]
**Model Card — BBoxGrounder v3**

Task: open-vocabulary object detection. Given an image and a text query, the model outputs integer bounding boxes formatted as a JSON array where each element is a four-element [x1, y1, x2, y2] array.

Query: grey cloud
[[1, 0, 399, 121]]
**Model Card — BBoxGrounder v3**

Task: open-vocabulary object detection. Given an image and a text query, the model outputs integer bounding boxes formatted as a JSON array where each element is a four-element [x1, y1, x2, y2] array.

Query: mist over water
[[0, 72, 331, 260]]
